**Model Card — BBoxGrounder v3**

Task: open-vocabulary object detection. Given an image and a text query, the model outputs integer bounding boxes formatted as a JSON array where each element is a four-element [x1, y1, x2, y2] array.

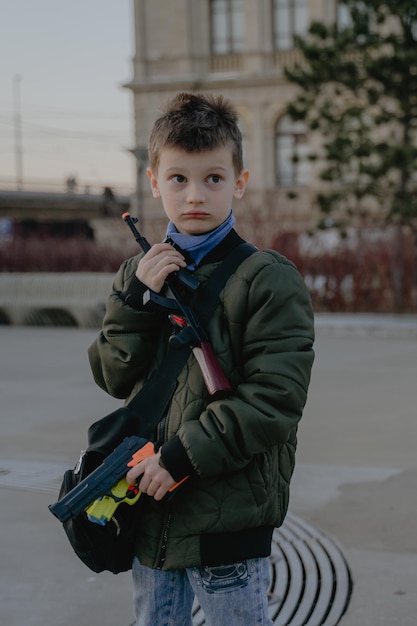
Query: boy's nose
[[186, 183, 205, 204]]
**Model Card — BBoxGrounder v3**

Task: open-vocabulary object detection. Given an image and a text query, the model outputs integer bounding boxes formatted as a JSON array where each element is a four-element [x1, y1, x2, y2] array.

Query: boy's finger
[[126, 464, 143, 485]]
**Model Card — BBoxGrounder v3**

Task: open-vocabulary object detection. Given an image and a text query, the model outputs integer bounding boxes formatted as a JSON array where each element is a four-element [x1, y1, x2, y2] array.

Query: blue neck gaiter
[[165, 211, 236, 270]]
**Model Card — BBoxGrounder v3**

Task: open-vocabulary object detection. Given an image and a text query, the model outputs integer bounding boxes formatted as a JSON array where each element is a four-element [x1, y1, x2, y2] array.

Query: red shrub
[[1, 230, 416, 313]]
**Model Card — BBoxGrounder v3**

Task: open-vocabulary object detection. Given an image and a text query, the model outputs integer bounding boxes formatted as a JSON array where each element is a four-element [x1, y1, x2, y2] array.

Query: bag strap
[[193, 242, 257, 327], [126, 241, 257, 430]]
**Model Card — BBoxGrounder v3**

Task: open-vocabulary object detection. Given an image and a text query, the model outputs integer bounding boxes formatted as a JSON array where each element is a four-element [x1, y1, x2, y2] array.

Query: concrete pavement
[[0, 314, 416, 625], [291, 314, 417, 625]]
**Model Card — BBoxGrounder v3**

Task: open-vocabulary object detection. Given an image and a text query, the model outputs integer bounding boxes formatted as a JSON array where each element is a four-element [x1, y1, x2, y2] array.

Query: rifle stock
[[192, 343, 232, 396]]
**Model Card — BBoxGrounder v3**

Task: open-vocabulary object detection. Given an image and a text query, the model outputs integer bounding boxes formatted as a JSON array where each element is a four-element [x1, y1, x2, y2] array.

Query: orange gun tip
[[122, 212, 130, 219], [127, 441, 155, 468]]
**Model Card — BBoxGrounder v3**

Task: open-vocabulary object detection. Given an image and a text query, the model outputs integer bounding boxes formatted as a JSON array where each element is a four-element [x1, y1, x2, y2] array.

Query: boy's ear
[[147, 167, 161, 198], [234, 170, 249, 199]]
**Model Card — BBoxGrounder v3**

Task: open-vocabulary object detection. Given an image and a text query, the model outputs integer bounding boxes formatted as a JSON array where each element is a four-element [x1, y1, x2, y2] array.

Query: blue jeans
[[132, 556, 273, 626]]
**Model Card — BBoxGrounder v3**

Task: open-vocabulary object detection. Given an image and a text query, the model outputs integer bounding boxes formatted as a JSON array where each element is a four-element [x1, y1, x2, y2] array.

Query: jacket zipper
[[156, 415, 167, 445], [156, 510, 172, 569], [156, 333, 176, 569]]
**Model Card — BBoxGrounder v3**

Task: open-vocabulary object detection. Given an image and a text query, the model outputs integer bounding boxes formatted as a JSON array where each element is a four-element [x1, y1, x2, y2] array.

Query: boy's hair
[[148, 92, 244, 174]]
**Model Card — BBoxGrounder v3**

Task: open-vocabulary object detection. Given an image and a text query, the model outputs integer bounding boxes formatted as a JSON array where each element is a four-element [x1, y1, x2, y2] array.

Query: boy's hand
[[125, 449, 176, 501], [136, 243, 186, 293]]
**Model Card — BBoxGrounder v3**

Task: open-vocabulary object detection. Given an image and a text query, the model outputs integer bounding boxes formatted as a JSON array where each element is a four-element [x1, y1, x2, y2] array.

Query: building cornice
[[123, 73, 290, 93]]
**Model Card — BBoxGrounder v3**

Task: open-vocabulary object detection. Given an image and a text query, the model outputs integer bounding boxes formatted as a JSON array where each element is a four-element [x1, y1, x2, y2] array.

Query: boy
[[88, 92, 314, 625]]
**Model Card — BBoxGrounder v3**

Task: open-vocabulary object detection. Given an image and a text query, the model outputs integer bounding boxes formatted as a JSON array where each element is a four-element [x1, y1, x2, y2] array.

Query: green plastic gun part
[[86, 478, 142, 526]]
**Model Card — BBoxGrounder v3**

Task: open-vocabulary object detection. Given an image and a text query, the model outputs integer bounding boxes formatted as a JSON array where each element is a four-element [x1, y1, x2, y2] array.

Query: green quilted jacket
[[88, 232, 315, 570]]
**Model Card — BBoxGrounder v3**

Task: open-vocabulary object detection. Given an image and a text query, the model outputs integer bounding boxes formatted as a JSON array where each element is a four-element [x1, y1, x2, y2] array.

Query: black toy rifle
[[122, 212, 232, 397]]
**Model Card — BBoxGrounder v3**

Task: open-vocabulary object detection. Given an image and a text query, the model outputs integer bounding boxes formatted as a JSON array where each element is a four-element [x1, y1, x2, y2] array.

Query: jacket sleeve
[[165, 252, 315, 478], [88, 257, 168, 399]]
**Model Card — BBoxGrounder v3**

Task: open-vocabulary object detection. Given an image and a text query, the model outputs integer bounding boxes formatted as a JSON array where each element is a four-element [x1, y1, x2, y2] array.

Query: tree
[[285, 0, 417, 236]]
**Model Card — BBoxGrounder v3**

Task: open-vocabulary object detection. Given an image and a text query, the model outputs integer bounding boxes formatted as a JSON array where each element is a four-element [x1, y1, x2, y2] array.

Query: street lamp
[[130, 146, 148, 227], [13, 75, 24, 191]]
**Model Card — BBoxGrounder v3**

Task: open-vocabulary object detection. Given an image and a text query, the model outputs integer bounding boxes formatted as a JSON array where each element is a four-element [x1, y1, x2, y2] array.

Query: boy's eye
[[208, 174, 222, 183], [172, 175, 186, 184]]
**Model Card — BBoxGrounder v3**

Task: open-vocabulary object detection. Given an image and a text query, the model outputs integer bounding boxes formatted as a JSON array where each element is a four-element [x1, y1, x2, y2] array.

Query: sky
[[0, 1, 136, 195]]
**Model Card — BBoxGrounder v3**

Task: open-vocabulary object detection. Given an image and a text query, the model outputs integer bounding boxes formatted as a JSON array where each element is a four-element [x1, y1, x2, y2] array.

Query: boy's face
[[147, 144, 248, 236]]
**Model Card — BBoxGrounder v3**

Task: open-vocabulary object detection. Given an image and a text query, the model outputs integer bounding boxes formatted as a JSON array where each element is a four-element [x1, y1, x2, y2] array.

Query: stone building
[[125, 0, 343, 243]]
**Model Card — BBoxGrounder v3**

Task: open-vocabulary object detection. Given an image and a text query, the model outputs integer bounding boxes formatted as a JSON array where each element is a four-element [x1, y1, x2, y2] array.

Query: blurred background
[[1, 4, 416, 625], [1, 0, 416, 324]]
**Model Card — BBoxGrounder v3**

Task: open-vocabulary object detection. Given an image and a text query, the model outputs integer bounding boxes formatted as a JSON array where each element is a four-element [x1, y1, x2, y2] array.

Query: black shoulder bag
[[51, 242, 256, 574]]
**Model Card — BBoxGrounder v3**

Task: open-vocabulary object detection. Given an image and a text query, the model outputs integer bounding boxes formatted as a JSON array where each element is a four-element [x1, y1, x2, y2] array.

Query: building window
[[275, 116, 310, 186], [272, 0, 309, 50], [337, 2, 352, 31], [210, 0, 245, 54]]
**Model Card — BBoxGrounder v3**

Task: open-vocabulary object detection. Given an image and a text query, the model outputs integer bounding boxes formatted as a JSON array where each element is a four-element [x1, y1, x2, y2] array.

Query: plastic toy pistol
[[49, 436, 187, 525], [84, 440, 154, 526], [85, 479, 141, 525], [122, 212, 232, 397]]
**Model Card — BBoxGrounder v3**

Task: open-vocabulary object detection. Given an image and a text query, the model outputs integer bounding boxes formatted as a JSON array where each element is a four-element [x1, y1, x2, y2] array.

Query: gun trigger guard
[[169, 325, 197, 347]]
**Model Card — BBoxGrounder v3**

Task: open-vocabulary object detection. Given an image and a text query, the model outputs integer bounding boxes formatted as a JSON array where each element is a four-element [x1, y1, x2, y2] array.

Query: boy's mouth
[[183, 211, 209, 218]]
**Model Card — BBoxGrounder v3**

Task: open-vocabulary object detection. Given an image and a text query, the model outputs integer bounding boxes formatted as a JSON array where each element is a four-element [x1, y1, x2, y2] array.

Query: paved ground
[[0, 314, 416, 625]]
